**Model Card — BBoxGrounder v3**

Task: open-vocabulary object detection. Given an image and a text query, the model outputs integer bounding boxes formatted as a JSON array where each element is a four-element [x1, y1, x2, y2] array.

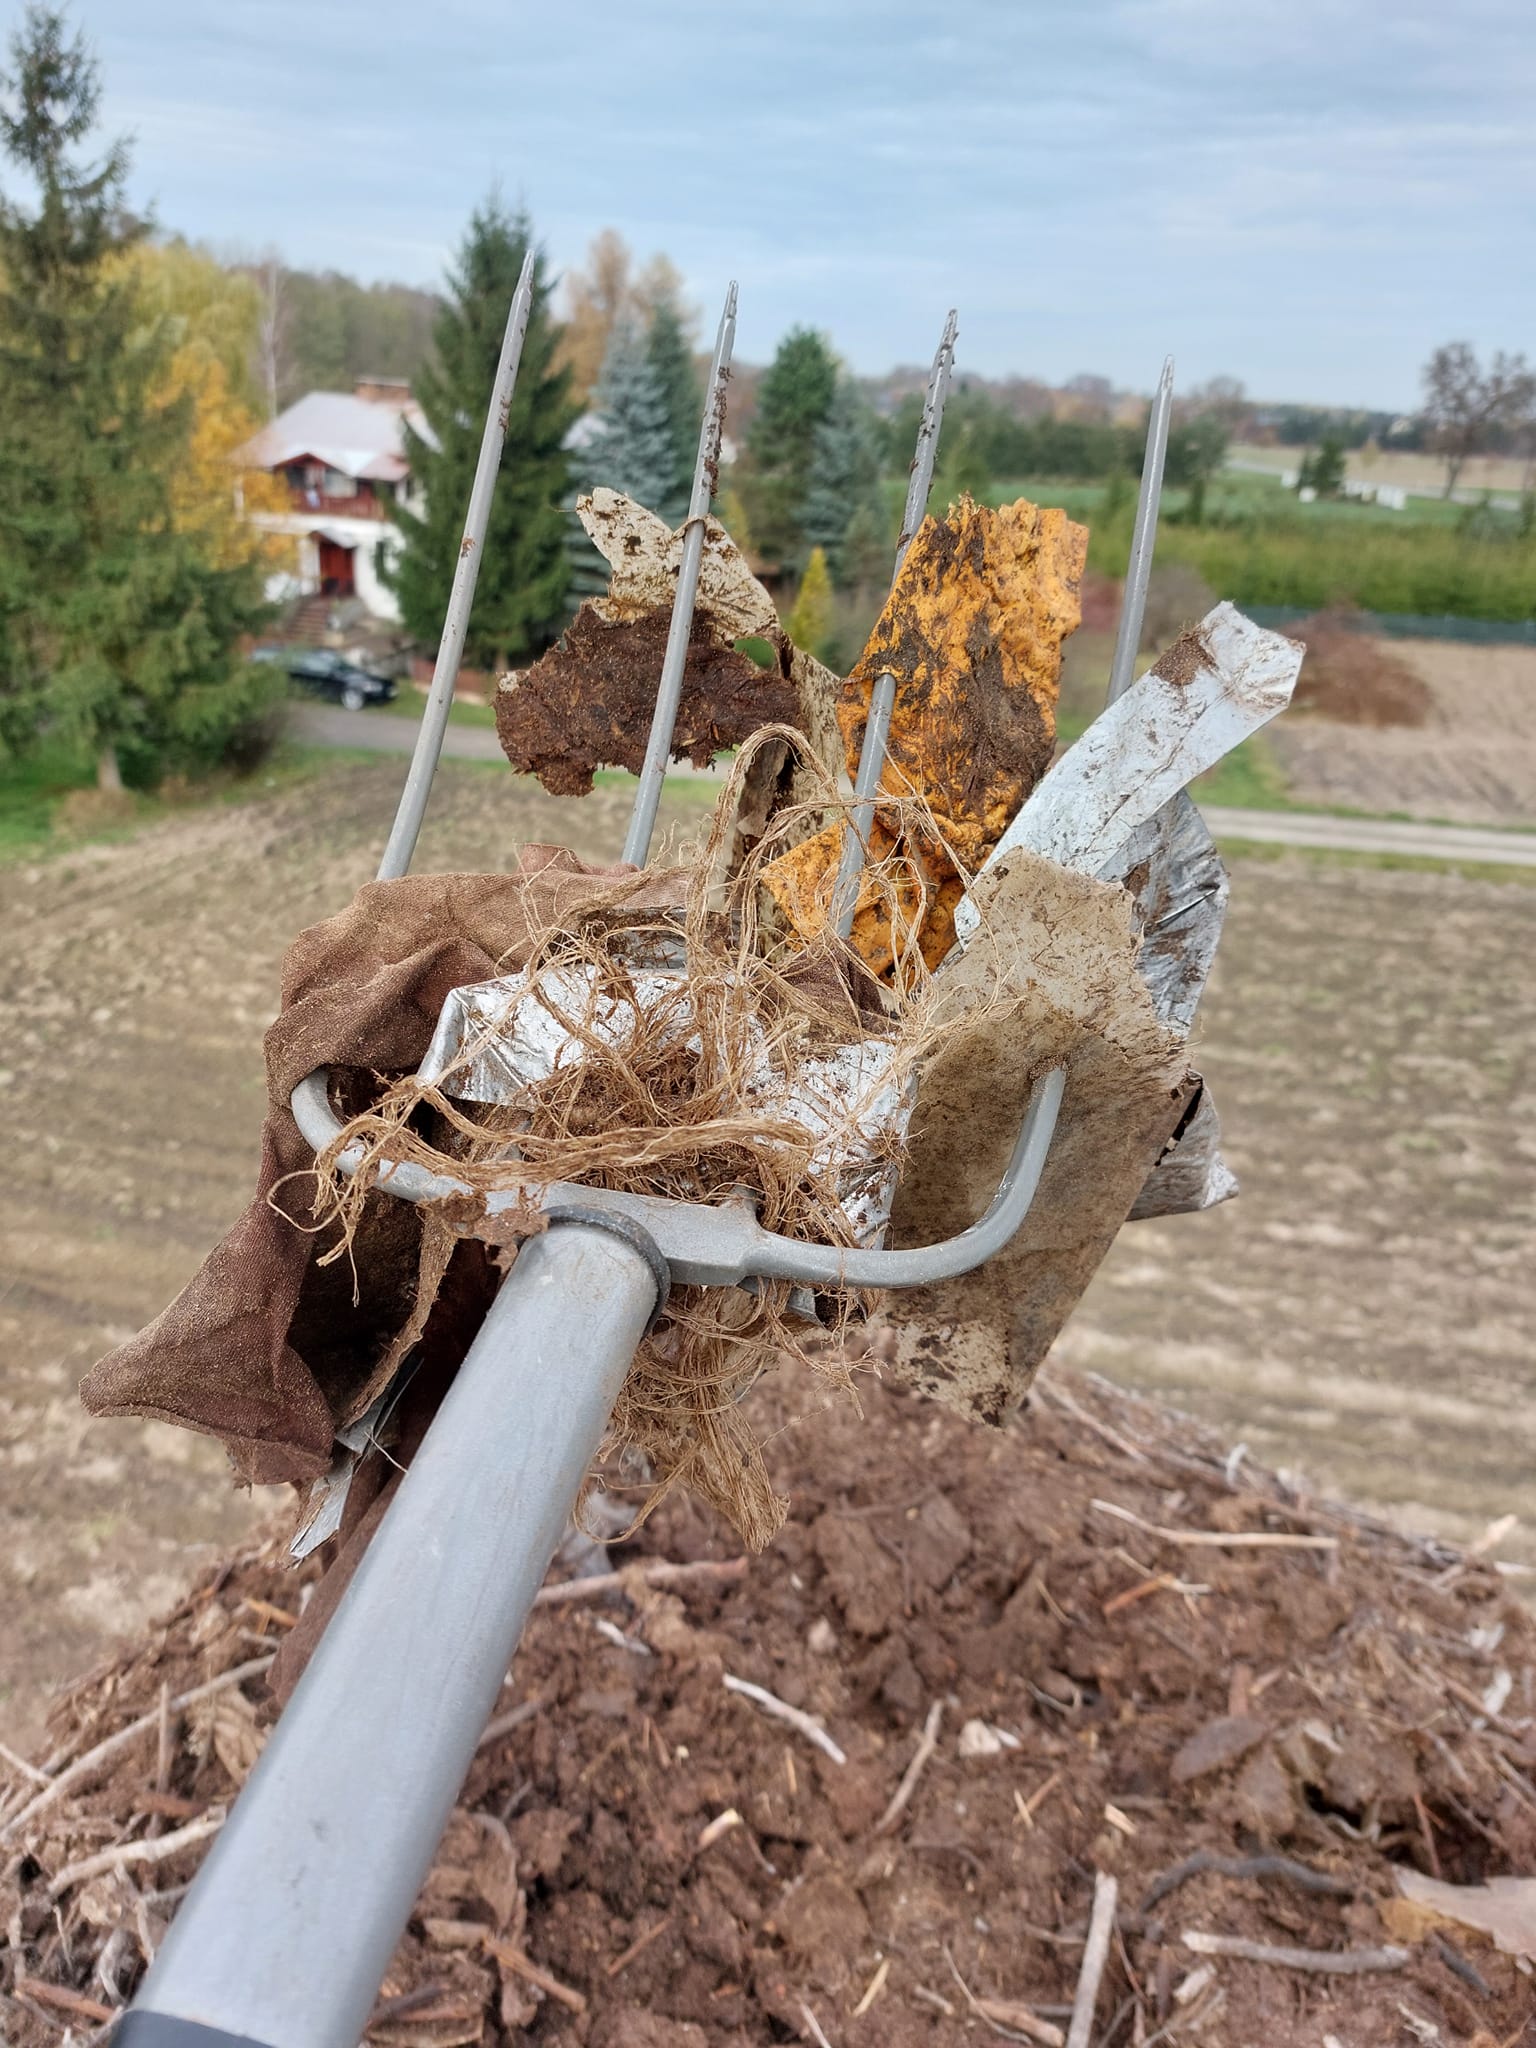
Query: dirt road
[[2, 759, 1532, 1746]]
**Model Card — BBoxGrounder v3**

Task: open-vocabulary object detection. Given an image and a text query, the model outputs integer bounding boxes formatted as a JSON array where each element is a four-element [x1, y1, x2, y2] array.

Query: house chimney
[[354, 376, 413, 408]]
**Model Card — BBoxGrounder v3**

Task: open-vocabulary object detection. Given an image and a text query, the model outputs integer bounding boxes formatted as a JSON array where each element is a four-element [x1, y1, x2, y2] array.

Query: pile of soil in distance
[[1284, 609, 1434, 729], [5, 1364, 1535, 2047]]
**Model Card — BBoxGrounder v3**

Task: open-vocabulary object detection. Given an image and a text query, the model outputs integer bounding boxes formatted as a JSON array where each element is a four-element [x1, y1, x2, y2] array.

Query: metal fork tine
[[830, 310, 958, 941], [1105, 355, 1174, 707], [621, 283, 739, 869], [376, 252, 537, 882]]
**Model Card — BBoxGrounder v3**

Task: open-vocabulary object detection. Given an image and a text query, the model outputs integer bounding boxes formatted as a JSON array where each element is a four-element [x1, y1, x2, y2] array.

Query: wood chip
[[697, 1808, 741, 1850], [1102, 1572, 1178, 1618], [1181, 1930, 1409, 1974], [1091, 1499, 1338, 1550], [722, 1674, 846, 1765], [851, 1956, 890, 2016]]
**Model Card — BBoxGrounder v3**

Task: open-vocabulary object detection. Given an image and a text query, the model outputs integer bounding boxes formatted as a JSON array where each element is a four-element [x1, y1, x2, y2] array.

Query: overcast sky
[[39, 0, 1536, 407]]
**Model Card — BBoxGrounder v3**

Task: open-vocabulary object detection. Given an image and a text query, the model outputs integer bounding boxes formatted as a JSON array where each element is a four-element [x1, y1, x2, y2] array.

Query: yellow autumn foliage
[[112, 241, 288, 573]]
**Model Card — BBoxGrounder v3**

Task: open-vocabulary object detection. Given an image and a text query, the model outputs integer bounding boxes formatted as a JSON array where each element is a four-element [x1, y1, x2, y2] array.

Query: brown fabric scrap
[[81, 851, 689, 1486]]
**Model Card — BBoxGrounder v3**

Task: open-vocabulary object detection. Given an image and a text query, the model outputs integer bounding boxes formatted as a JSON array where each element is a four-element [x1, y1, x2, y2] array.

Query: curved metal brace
[[290, 1065, 1065, 1293]]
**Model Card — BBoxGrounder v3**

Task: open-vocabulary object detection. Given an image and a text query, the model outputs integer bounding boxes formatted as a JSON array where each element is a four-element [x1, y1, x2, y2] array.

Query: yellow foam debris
[[762, 495, 1086, 976]]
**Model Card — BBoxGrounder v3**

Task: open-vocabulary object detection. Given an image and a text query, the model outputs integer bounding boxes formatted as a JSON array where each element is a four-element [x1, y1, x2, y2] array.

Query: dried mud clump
[[496, 606, 797, 796], [6, 1370, 1536, 2046]]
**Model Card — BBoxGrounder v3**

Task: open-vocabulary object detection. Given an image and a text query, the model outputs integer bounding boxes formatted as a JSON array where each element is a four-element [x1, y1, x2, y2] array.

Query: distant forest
[[227, 256, 442, 411]]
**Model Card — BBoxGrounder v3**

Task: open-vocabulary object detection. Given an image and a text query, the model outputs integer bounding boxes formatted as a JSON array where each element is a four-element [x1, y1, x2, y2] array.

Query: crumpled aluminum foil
[[416, 959, 910, 1248]]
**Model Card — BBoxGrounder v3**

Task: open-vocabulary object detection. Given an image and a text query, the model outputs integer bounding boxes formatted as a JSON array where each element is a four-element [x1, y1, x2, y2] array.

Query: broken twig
[[534, 1556, 747, 1606], [1065, 1871, 1118, 2048], [49, 1809, 227, 1897], [800, 2000, 835, 2047], [943, 1945, 1064, 2046], [483, 1934, 587, 2013], [1, 1655, 272, 1844], [851, 1957, 890, 2017], [606, 1916, 673, 1979], [874, 1700, 943, 1835], [14, 1978, 115, 2024], [1141, 1850, 1353, 1912], [1181, 1931, 1409, 1973], [723, 1675, 846, 1765], [1091, 1499, 1338, 1551]]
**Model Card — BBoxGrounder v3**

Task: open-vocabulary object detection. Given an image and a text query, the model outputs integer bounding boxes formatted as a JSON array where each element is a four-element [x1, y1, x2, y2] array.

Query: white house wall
[[251, 513, 404, 624]]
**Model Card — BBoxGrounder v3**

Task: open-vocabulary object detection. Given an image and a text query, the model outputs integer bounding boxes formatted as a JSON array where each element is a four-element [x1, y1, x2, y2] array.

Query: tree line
[[2, 5, 1530, 799]]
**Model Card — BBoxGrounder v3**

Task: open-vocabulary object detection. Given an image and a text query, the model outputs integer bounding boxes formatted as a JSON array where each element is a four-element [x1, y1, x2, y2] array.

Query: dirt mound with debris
[[1284, 609, 1434, 729], [6, 1367, 1536, 2047]]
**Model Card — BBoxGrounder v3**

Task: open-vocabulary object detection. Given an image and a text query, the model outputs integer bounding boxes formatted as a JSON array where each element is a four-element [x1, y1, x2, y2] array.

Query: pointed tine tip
[[1159, 354, 1175, 392], [724, 280, 739, 318]]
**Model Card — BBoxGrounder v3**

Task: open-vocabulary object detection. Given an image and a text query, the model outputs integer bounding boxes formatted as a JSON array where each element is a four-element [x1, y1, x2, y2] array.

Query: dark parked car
[[256, 645, 398, 712]]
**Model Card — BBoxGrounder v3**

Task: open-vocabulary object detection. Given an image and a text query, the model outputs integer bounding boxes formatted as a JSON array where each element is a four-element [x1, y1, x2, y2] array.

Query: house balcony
[[286, 486, 389, 520]]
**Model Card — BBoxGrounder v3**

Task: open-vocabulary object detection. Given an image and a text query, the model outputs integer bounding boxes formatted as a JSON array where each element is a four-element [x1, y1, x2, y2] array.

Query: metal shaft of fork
[[1104, 355, 1174, 708], [830, 309, 958, 940], [621, 283, 738, 868], [122, 1224, 660, 2048], [376, 253, 536, 881]]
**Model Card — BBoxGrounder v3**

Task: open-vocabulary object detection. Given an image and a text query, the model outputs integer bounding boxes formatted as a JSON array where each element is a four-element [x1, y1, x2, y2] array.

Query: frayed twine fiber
[[304, 730, 981, 1549]]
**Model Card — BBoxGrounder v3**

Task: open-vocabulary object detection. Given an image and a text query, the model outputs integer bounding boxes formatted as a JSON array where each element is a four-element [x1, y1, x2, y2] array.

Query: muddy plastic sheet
[[1103, 791, 1239, 1216], [879, 849, 1195, 1421], [955, 602, 1303, 937]]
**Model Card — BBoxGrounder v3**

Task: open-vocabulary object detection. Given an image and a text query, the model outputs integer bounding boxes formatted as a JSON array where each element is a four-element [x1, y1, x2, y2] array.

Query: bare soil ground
[[1, 758, 1533, 1758], [1269, 638, 1536, 825]]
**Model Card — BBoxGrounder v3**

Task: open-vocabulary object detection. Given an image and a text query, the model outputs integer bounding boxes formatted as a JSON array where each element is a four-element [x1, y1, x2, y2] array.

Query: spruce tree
[[645, 300, 702, 523], [388, 197, 576, 669], [0, 5, 274, 787], [578, 316, 678, 514], [743, 326, 838, 569], [803, 377, 886, 587]]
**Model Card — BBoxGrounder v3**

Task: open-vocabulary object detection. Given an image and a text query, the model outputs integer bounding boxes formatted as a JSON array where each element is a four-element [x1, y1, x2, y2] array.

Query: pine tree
[[743, 326, 838, 568], [646, 300, 702, 524], [803, 377, 886, 587], [0, 6, 276, 787], [578, 316, 678, 514], [387, 196, 576, 669]]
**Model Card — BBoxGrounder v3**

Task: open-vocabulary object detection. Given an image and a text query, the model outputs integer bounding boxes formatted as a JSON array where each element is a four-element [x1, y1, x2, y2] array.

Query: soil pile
[[1283, 609, 1434, 729], [6, 1367, 1536, 2047]]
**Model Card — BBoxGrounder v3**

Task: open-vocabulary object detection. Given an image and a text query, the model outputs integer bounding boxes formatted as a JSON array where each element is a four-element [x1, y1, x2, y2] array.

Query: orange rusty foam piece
[[762, 496, 1087, 975]]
